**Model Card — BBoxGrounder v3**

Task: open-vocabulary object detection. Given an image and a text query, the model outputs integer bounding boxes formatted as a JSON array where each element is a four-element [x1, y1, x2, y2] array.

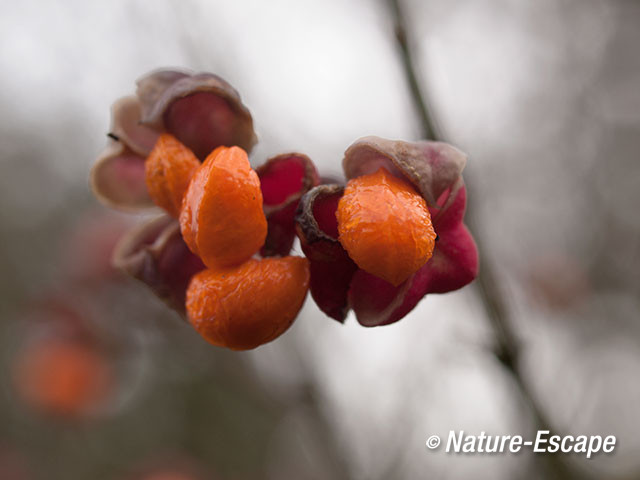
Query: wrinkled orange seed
[[145, 133, 201, 217], [336, 167, 436, 286], [180, 146, 267, 269], [186, 257, 310, 350]]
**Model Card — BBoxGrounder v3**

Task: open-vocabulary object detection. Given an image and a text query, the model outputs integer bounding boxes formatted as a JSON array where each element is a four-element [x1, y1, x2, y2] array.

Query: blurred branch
[[298, 381, 353, 480], [386, 1, 584, 478], [387, 0, 439, 141]]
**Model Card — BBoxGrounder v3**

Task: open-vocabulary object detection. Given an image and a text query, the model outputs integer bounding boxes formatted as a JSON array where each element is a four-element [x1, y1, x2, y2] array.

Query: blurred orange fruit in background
[[13, 339, 112, 417]]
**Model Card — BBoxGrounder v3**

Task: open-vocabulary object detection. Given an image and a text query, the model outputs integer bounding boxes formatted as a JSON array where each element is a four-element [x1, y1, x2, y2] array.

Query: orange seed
[[186, 257, 310, 350], [145, 133, 201, 217], [180, 146, 267, 268], [336, 167, 436, 286]]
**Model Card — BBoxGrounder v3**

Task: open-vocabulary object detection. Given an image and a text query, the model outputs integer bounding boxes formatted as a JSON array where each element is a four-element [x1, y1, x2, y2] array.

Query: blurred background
[[1, 0, 639, 479]]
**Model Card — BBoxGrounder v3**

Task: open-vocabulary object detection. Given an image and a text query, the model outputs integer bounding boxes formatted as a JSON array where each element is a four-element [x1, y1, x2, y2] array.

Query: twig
[[386, 1, 581, 478]]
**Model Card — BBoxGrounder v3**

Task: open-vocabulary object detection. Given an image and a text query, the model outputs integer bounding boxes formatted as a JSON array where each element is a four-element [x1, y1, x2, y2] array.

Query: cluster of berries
[[91, 69, 478, 350]]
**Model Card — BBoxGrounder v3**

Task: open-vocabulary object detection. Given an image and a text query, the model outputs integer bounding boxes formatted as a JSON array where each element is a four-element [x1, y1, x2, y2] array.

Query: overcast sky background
[[1, 1, 639, 479]]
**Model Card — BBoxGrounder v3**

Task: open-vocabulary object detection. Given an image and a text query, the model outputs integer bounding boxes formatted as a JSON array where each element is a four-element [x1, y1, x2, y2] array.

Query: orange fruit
[[180, 146, 267, 269], [14, 340, 112, 417], [336, 167, 436, 286], [186, 257, 310, 350], [145, 133, 200, 217]]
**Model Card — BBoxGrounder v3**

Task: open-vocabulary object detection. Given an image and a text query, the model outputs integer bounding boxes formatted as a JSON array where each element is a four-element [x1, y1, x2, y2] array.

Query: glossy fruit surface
[[180, 146, 267, 268], [145, 133, 200, 217], [336, 167, 436, 286], [186, 257, 309, 350]]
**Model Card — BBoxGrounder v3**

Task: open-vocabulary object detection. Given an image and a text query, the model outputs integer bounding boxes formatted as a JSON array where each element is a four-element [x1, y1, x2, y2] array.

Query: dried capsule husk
[[90, 96, 161, 210], [296, 137, 479, 327], [257, 153, 319, 257], [296, 184, 344, 248], [112, 215, 205, 314], [91, 70, 258, 211], [140, 72, 258, 160], [109, 96, 160, 156], [135, 69, 191, 119], [90, 140, 154, 211], [343, 136, 467, 210], [295, 184, 358, 322]]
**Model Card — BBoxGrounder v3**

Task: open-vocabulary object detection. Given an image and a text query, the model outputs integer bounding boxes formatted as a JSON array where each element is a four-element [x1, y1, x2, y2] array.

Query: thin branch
[[388, 0, 439, 142], [386, 1, 583, 478]]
